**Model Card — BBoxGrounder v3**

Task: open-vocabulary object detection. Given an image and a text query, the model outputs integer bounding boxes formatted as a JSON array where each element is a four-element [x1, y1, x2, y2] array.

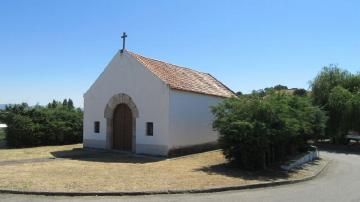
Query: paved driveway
[[1, 151, 360, 202]]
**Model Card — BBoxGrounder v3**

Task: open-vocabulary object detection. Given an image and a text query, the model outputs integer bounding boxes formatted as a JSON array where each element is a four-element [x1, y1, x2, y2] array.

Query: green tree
[[67, 99, 74, 109], [345, 93, 360, 133], [212, 92, 327, 170], [343, 74, 360, 93], [310, 66, 360, 143], [328, 86, 352, 142], [311, 65, 351, 107], [49, 100, 61, 108], [62, 99, 68, 107]]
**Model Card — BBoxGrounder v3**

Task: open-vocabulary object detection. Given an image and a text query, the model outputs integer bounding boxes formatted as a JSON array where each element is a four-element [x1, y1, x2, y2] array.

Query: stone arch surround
[[104, 93, 139, 150]]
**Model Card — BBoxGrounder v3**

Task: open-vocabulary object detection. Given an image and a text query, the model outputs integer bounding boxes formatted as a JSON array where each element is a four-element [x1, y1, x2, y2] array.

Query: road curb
[[0, 158, 329, 196]]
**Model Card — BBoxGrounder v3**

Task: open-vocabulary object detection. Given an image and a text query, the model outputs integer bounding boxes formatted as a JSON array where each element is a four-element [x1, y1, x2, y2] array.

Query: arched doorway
[[104, 93, 139, 151], [113, 104, 133, 151]]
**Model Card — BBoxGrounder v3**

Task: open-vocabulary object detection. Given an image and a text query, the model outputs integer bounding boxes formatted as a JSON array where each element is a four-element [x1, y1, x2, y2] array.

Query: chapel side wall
[[168, 90, 224, 151], [83, 51, 170, 156]]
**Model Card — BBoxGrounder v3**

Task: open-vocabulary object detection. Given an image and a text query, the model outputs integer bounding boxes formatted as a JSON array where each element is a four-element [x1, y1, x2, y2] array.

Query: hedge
[[0, 100, 83, 148]]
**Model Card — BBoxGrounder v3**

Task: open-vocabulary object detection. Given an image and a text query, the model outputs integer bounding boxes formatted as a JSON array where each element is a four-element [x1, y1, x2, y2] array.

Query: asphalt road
[[1, 150, 360, 202]]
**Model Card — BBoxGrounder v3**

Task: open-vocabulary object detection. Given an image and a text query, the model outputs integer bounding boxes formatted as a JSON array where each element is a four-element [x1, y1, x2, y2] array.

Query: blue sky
[[0, 0, 359, 107]]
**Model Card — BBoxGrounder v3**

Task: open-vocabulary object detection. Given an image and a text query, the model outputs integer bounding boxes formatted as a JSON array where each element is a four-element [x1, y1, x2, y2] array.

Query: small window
[[94, 121, 100, 133], [146, 122, 153, 136]]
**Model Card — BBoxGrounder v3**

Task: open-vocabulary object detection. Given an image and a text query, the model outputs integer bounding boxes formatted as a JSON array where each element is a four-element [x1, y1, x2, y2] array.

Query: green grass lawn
[[0, 128, 5, 141]]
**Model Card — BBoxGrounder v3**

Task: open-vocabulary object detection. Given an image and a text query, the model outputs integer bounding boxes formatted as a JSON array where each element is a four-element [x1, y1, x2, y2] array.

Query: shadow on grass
[[51, 148, 165, 164], [195, 162, 293, 181], [317, 143, 360, 155], [0, 141, 7, 149], [195, 157, 323, 181]]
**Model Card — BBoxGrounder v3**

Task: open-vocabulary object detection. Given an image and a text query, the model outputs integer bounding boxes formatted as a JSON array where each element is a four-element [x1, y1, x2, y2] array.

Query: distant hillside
[[0, 104, 7, 110]]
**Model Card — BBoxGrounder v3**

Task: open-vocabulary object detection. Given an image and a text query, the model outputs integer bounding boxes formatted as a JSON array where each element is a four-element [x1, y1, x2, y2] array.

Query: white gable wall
[[83, 51, 170, 155], [168, 90, 224, 150]]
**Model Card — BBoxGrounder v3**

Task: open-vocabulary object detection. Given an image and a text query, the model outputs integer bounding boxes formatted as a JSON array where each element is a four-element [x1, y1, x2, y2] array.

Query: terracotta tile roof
[[127, 51, 235, 98]]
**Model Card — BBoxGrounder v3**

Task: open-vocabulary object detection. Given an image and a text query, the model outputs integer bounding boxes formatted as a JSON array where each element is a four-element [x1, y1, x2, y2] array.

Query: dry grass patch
[[0, 144, 82, 161], [0, 148, 325, 193]]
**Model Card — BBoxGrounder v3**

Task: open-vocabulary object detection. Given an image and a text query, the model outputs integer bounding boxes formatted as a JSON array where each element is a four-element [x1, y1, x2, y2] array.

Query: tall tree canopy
[[311, 65, 360, 142]]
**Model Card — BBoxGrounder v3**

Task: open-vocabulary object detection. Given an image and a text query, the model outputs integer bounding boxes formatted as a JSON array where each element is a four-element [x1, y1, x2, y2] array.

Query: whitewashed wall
[[168, 90, 224, 149], [83, 51, 170, 155]]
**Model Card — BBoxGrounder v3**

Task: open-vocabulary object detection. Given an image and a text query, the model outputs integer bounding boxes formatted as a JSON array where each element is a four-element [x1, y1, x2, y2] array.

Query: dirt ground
[[0, 144, 326, 192]]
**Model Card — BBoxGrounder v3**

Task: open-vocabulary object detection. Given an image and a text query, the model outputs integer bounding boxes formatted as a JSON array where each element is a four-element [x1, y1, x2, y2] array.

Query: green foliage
[[311, 66, 360, 143], [327, 86, 352, 139], [0, 100, 83, 148], [0, 128, 6, 141], [345, 93, 360, 133], [67, 99, 74, 109], [264, 85, 291, 95], [311, 65, 352, 107], [343, 74, 360, 93], [62, 99, 68, 107], [293, 88, 307, 96], [273, 84, 288, 90], [327, 86, 360, 141], [235, 91, 243, 96], [212, 92, 327, 170], [61, 98, 74, 109]]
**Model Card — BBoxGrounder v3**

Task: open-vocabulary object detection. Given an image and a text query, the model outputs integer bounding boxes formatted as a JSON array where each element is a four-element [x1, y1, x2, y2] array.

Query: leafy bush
[[0, 99, 83, 148], [212, 92, 327, 170]]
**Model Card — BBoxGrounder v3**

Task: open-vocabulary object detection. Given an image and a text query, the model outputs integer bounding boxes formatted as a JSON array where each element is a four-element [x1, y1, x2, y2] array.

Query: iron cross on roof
[[121, 32, 127, 53]]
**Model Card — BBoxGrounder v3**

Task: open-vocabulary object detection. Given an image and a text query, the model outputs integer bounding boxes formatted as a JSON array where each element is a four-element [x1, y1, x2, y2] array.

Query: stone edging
[[0, 158, 329, 196]]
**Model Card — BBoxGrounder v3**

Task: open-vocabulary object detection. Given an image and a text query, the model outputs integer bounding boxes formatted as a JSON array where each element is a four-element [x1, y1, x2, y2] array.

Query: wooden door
[[113, 104, 133, 151]]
